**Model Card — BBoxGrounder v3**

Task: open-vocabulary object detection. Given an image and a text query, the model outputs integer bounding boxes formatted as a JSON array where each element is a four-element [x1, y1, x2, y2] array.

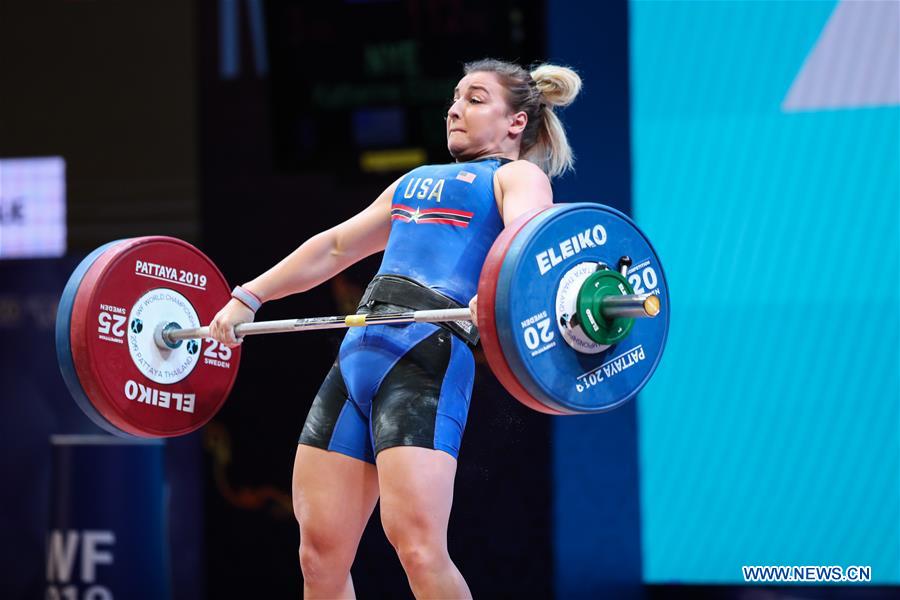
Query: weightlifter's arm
[[496, 159, 554, 225], [470, 160, 554, 321], [209, 177, 401, 346]]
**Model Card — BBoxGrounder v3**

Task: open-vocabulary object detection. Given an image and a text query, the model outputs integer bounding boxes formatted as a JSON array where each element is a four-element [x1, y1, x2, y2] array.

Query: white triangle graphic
[[783, 0, 899, 111]]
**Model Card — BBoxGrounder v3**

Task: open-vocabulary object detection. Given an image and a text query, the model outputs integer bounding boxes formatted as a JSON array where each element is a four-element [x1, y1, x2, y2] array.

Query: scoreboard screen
[[0, 157, 66, 260]]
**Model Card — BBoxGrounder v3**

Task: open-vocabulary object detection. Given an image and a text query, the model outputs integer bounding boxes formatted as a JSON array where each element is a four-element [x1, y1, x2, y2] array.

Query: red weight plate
[[70, 236, 239, 437], [478, 207, 568, 415]]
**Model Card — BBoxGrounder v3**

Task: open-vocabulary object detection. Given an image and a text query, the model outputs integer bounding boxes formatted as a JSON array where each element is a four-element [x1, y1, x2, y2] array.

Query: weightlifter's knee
[[382, 512, 450, 581], [297, 527, 354, 588], [395, 541, 451, 582]]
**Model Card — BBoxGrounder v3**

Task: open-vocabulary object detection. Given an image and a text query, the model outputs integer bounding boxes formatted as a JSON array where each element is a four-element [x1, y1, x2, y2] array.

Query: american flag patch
[[456, 170, 476, 183], [391, 204, 474, 227]]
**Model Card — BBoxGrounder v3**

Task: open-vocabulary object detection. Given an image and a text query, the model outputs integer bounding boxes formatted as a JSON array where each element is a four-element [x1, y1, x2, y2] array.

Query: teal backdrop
[[631, 0, 900, 584]]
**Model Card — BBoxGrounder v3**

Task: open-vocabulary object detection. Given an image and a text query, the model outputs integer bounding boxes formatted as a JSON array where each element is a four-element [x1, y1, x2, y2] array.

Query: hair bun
[[531, 64, 582, 108]]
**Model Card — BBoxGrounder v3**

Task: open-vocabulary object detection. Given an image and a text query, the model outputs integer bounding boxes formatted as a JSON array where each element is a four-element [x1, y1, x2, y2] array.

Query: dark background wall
[[0, 0, 199, 247]]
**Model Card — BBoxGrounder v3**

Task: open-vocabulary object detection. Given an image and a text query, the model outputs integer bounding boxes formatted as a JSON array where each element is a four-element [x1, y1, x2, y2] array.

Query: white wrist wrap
[[231, 286, 262, 312]]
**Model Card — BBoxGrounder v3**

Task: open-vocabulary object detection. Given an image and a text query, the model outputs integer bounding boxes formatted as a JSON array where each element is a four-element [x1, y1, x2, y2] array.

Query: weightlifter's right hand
[[209, 298, 255, 348]]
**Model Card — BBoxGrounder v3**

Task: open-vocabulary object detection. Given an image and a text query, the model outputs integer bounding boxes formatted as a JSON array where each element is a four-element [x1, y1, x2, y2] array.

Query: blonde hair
[[463, 59, 582, 178]]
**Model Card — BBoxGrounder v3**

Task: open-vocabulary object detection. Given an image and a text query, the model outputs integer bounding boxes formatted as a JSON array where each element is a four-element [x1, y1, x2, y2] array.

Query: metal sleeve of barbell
[[601, 294, 661, 319], [165, 308, 474, 342]]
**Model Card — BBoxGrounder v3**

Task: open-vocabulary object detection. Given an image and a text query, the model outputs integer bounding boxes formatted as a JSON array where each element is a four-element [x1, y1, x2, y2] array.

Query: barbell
[[55, 203, 669, 438]]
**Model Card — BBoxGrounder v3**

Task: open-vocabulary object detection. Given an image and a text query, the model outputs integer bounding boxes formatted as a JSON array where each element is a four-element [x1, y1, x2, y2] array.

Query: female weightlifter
[[208, 58, 581, 599]]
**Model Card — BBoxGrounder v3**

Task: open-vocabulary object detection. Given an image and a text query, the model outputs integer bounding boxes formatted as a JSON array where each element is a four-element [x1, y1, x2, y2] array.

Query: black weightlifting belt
[[357, 274, 479, 349]]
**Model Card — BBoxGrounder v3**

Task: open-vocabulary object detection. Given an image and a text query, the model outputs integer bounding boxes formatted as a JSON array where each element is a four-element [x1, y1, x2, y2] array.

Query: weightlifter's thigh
[[292, 444, 379, 571]]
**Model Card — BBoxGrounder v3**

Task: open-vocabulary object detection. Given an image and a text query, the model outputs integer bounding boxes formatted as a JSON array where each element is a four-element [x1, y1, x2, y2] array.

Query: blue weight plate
[[494, 203, 669, 413], [56, 240, 136, 437]]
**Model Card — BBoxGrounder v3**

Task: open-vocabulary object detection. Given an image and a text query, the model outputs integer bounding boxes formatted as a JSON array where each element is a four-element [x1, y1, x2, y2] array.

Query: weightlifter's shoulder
[[493, 159, 553, 222], [496, 158, 548, 184]]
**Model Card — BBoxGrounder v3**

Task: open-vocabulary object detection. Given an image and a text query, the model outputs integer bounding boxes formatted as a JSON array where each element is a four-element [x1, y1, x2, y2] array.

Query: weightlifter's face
[[446, 71, 520, 161]]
